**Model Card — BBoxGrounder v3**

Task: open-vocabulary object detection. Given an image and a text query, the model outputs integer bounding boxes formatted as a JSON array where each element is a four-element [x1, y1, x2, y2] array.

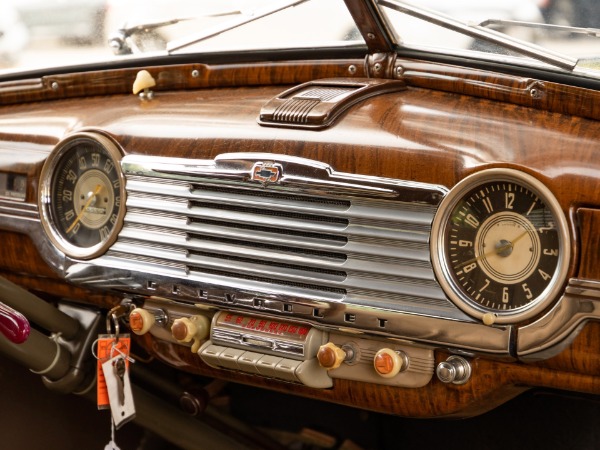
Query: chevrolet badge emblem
[[252, 163, 281, 184]]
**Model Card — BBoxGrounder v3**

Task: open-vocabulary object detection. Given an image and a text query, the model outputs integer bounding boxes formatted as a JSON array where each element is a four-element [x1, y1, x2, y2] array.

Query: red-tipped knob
[[0, 302, 30, 344]]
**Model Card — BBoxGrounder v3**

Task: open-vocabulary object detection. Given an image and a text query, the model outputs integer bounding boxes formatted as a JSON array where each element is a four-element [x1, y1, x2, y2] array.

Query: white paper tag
[[104, 440, 121, 450], [101, 355, 136, 429]]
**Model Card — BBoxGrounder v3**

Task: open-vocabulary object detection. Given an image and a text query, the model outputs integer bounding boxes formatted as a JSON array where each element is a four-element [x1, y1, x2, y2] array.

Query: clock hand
[[454, 229, 530, 270]]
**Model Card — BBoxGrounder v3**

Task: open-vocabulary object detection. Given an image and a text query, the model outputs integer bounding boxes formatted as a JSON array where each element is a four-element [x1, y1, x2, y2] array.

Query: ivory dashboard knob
[[171, 317, 196, 342], [373, 348, 408, 378], [171, 315, 210, 353], [317, 342, 347, 370], [129, 308, 156, 335]]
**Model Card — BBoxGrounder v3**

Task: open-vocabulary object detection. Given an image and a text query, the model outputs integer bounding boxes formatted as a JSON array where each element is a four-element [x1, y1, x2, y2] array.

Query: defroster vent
[[258, 78, 406, 129]]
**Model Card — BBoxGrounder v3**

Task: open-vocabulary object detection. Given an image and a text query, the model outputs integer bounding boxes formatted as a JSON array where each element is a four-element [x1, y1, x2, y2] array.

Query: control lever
[[0, 276, 103, 393], [0, 277, 79, 339], [0, 301, 30, 344]]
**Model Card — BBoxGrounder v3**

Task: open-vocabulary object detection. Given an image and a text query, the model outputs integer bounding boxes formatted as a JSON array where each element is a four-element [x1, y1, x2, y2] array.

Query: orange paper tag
[[96, 334, 131, 409]]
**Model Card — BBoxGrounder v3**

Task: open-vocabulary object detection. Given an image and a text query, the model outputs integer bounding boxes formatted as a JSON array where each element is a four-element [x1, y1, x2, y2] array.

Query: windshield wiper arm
[[377, 0, 578, 71], [109, 10, 247, 55], [109, 18, 190, 54], [479, 19, 600, 38], [167, 0, 309, 53]]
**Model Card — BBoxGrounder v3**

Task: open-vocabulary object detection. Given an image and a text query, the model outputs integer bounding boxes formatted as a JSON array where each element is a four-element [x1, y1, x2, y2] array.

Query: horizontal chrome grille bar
[[113, 153, 461, 317]]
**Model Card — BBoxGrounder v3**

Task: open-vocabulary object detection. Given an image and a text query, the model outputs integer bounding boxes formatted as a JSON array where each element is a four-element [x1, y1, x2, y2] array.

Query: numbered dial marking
[[431, 169, 569, 324], [40, 133, 125, 259]]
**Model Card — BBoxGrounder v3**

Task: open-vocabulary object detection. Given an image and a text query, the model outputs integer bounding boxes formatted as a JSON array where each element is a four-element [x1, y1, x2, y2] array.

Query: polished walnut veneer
[[2, 56, 600, 418], [136, 323, 600, 419], [576, 208, 600, 281]]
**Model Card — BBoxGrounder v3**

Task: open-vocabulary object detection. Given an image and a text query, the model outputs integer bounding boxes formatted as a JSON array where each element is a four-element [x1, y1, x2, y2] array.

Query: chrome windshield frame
[[376, 0, 579, 71]]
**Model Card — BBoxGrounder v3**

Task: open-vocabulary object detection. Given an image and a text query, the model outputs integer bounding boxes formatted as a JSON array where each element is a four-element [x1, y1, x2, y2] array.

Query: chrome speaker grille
[[109, 153, 460, 318]]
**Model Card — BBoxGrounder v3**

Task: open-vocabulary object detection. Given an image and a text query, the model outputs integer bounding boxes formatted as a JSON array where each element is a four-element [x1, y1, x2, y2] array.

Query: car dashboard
[[2, 51, 600, 443]]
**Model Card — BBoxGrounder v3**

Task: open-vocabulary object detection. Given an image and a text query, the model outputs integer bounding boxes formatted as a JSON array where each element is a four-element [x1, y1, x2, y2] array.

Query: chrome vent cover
[[107, 153, 463, 320]]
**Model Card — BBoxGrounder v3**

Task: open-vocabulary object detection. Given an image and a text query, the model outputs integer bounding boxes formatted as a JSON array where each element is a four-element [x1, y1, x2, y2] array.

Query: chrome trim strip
[[66, 261, 514, 354], [518, 278, 600, 360], [123, 153, 444, 203], [0, 200, 39, 220]]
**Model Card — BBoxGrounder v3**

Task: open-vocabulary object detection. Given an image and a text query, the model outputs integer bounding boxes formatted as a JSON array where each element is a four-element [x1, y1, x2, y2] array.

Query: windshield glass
[[1, 0, 599, 78], [378, 0, 600, 74]]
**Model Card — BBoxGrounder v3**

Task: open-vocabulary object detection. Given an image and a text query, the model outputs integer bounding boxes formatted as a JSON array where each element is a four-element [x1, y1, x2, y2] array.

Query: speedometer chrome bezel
[[430, 168, 570, 325], [39, 132, 126, 260]]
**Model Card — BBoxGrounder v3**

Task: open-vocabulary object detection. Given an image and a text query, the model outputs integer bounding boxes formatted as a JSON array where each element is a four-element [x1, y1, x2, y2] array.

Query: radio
[[199, 311, 332, 388], [127, 301, 436, 389]]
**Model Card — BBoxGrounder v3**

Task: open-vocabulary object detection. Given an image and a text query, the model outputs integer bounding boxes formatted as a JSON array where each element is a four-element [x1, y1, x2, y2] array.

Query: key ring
[[106, 305, 126, 343]]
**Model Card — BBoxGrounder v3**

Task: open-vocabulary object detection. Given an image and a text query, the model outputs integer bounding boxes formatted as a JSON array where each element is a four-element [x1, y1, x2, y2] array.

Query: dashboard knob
[[0, 302, 30, 344], [129, 308, 157, 335], [436, 355, 472, 385], [317, 342, 347, 370], [171, 315, 210, 353], [373, 348, 408, 378]]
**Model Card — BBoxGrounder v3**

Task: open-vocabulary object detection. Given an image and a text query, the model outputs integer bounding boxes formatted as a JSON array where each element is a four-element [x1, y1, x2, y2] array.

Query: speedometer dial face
[[431, 169, 570, 324], [39, 133, 125, 259]]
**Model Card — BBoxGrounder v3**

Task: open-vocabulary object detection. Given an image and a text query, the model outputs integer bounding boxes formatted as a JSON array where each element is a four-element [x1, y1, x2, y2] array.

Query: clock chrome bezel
[[430, 168, 570, 325]]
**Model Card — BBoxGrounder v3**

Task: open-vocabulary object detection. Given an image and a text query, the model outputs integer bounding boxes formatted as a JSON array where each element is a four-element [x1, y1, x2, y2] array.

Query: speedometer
[[39, 132, 126, 260], [431, 169, 570, 325]]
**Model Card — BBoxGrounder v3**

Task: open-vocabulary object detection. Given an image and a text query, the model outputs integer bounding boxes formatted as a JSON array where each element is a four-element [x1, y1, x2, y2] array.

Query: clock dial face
[[40, 133, 125, 259], [431, 169, 570, 324]]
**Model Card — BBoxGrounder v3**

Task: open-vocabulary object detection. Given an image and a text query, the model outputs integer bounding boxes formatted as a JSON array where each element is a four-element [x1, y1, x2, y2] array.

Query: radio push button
[[171, 315, 210, 353]]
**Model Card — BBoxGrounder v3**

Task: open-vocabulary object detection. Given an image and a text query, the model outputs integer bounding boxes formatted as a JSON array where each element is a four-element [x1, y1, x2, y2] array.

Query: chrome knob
[[436, 355, 471, 385]]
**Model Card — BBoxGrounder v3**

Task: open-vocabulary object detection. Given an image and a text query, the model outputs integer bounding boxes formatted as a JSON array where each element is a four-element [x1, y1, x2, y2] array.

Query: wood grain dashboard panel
[[2, 58, 600, 418], [135, 325, 600, 419]]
